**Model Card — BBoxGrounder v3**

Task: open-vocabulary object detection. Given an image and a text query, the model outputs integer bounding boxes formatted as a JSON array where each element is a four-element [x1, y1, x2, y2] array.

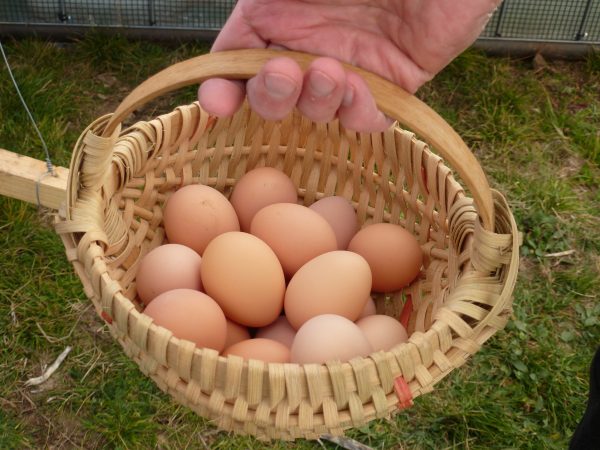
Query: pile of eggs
[[136, 167, 423, 364]]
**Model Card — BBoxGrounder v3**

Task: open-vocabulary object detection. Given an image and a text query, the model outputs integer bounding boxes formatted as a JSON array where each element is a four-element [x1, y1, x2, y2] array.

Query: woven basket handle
[[103, 49, 494, 231]]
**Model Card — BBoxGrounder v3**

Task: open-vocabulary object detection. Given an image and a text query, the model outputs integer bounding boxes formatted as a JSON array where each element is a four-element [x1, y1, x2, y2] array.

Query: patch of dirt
[[17, 401, 98, 449], [82, 72, 133, 121], [2, 353, 103, 449], [558, 155, 585, 178], [567, 102, 590, 114], [96, 73, 119, 88], [68, 300, 114, 344], [86, 79, 194, 130], [518, 256, 537, 280], [532, 53, 549, 72]]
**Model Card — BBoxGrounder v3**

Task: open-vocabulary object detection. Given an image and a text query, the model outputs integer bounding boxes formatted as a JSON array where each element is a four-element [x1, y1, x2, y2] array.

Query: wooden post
[[0, 148, 68, 210]]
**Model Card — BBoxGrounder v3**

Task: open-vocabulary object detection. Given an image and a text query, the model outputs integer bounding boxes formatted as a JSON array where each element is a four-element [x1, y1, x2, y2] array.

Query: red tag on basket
[[394, 376, 413, 410], [205, 115, 217, 131], [399, 295, 412, 330], [101, 311, 113, 324]]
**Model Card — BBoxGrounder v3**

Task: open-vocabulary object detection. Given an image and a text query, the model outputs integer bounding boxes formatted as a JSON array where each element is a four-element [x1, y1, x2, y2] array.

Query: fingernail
[[309, 70, 336, 97], [342, 86, 354, 106], [264, 72, 297, 99]]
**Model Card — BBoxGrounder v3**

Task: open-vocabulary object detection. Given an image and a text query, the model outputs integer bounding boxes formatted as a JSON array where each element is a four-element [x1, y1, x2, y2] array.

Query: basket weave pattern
[[56, 100, 519, 440]]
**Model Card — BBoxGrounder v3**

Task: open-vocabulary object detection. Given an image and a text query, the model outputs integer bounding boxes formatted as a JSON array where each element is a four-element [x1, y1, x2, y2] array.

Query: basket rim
[[55, 104, 521, 438]]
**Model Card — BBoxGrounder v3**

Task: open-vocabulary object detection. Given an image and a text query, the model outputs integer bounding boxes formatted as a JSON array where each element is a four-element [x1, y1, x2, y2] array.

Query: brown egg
[[290, 314, 373, 364], [250, 203, 337, 277], [309, 196, 359, 249], [223, 338, 291, 363], [163, 184, 240, 255], [348, 223, 423, 292], [255, 316, 296, 348], [143, 289, 226, 351], [356, 315, 408, 351], [284, 251, 372, 329], [230, 167, 298, 231], [358, 297, 377, 319], [136, 244, 203, 306], [224, 319, 251, 348], [201, 232, 285, 327]]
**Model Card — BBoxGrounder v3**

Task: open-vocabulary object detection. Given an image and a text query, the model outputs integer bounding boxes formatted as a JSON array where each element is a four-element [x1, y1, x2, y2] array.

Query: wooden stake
[[0, 148, 68, 210]]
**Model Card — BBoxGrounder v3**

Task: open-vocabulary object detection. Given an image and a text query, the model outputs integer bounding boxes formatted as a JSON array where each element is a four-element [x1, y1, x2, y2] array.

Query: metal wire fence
[[481, 0, 599, 41], [0, 1, 235, 30], [1, 0, 599, 43]]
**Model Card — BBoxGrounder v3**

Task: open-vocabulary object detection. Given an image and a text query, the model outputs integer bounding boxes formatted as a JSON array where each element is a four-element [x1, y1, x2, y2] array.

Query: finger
[[338, 72, 393, 133], [198, 79, 245, 117], [198, 2, 265, 116], [246, 57, 303, 121], [296, 57, 346, 123]]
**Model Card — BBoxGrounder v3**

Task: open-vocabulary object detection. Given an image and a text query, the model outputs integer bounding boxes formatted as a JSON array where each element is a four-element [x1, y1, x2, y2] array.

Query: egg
[[224, 319, 251, 348], [290, 314, 373, 364], [201, 232, 285, 327], [348, 223, 423, 292], [223, 338, 291, 363], [356, 315, 408, 351], [255, 316, 296, 348], [135, 244, 203, 306], [230, 167, 298, 231], [163, 184, 240, 255], [143, 289, 226, 351], [250, 203, 337, 277], [309, 196, 359, 249], [284, 251, 372, 329], [358, 297, 377, 319]]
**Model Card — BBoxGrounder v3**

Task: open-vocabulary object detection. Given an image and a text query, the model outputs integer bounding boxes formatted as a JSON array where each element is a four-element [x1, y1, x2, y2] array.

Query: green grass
[[1, 35, 599, 449]]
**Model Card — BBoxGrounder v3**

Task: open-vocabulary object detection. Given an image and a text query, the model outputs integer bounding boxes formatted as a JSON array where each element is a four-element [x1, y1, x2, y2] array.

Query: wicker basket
[[55, 49, 520, 441]]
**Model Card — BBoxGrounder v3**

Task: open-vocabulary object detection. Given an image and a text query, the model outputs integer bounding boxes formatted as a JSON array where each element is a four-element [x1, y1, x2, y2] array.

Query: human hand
[[198, 0, 501, 132]]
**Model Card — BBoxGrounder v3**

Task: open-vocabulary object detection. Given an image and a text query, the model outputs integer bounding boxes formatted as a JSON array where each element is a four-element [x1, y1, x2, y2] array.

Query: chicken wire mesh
[[0, 0, 599, 43], [0, 1, 235, 30], [481, 0, 600, 41]]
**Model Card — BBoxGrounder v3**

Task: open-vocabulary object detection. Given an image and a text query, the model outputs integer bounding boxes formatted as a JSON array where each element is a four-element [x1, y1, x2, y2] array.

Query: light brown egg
[[358, 297, 377, 319], [224, 319, 251, 348], [284, 251, 372, 329], [223, 338, 291, 363], [230, 167, 298, 231], [255, 316, 296, 348], [201, 232, 285, 327], [163, 184, 240, 255], [348, 223, 423, 292], [356, 315, 408, 352], [143, 289, 226, 351], [290, 314, 373, 364], [309, 196, 359, 249], [250, 203, 337, 277], [135, 244, 203, 306]]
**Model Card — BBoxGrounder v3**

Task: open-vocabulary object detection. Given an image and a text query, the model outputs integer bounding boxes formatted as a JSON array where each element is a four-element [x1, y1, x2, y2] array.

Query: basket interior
[[57, 101, 516, 440], [104, 102, 470, 333]]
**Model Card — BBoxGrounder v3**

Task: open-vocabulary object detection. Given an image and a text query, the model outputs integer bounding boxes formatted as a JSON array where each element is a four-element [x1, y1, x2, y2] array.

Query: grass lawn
[[1, 34, 599, 449]]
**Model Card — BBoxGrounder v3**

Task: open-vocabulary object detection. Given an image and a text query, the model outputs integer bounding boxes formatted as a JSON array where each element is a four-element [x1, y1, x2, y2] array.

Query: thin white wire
[[0, 39, 55, 176]]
